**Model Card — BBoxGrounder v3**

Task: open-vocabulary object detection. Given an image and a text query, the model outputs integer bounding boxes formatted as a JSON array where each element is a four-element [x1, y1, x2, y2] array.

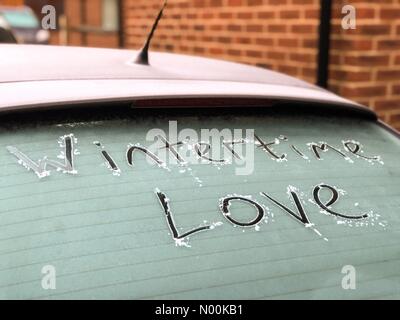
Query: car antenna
[[134, 0, 168, 65]]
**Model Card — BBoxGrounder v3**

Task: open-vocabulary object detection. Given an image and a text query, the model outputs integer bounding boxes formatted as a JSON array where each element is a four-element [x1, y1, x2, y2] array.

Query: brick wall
[[122, 0, 400, 130], [330, 0, 400, 128]]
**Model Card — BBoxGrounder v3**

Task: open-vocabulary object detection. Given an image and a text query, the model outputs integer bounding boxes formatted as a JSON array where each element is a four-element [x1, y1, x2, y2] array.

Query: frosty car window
[[0, 113, 398, 300], [3, 120, 388, 246]]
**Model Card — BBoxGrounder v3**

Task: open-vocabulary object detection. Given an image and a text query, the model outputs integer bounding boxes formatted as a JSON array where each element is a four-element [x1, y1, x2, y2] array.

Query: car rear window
[[0, 108, 399, 299]]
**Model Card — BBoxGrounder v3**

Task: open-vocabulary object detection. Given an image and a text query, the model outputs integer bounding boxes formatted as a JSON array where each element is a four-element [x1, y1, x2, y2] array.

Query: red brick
[[344, 55, 390, 67], [228, 0, 242, 6], [380, 9, 400, 19], [302, 67, 316, 78], [267, 51, 285, 60], [332, 39, 373, 50], [255, 38, 274, 46], [247, 24, 263, 32], [248, 0, 263, 5], [257, 11, 275, 19], [268, 24, 287, 32], [356, 25, 391, 35], [210, 0, 223, 6], [392, 85, 400, 95], [305, 9, 319, 19], [389, 113, 400, 123], [303, 38, 317, 48], [278, 38, 299, 47], [268, 0, 288, 4], [236, 37, 252, 44], [289, 53, 315, 63], [227, 49, 242, 56], [227, 24, 242, 32], [291, 25, 316, 34], [377, 70, 400, 81], [280, 10, 300, 19], [378, 40, 400, 50], [292, 0, 314, 4], [237, 12, 253, 19], [375, 99, 400, 111], [219, 12, 233, 18], [355, 8, 376, 19], [246, 50, 263, 58], [330, 70, 371, 82], [209, 47, 224, 55], [341, 86, 387, 98]]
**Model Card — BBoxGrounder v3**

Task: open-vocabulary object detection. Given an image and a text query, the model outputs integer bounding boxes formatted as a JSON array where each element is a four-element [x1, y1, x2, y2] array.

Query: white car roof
[[0, 44, 376, 118]]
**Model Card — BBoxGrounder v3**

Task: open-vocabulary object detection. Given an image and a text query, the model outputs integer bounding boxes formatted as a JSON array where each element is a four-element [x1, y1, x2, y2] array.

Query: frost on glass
[[6, 134, 78, 179], [3, 127, 390, 248], [93, 141, 121, 176]]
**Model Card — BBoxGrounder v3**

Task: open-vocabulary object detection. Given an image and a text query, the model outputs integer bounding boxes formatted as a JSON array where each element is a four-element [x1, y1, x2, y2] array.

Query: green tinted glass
[[0, 112, 399, 299]]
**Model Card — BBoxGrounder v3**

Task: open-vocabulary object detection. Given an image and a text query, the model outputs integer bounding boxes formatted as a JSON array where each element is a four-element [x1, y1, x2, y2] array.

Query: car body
[[0, 44, 399, 300], [0, 6, 49, 44], [0, 44, 376, 114]]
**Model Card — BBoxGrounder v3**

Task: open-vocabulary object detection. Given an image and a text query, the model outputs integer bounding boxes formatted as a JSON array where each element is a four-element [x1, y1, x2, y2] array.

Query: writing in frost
[[155, 184, 386, 247], [6, 130, 384, 179], [5, 132, 386, 246]]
